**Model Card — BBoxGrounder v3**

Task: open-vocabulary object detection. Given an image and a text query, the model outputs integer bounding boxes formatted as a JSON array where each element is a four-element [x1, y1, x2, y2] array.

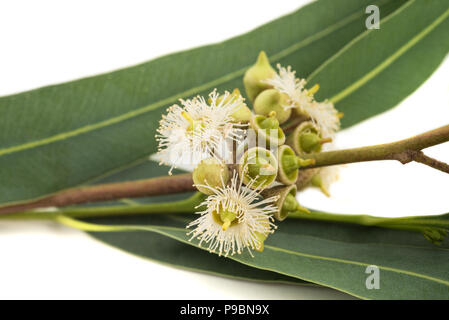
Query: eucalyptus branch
[[303, 124, 449, 173], [0, 125, 447, 215], [0, 193, 204, 220], [0, 173, 196, 215]]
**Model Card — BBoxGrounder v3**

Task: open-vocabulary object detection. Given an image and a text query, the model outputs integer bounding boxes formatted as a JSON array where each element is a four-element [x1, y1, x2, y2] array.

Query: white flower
[[302, 100, 341, 138], [187, 170, 279, 256], [265, 64, 340, 138], [264, 64, 312, 110], [156, 90, 244, 174]]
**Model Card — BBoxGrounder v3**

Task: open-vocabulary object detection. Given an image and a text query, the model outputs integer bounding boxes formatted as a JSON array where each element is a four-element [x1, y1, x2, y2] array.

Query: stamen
[[307, 83, 320, 96]]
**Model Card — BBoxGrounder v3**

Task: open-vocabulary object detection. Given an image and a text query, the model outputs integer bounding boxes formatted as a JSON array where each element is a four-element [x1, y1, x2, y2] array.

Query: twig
[[0, 125, 448, 215], [303, 124, 449, 172], [0, 173, 195, 215], [411, 151, 449, 174]]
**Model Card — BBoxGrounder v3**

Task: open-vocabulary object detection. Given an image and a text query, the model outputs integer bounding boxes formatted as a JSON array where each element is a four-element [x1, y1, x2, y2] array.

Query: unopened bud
[[243, 51, 276, 102], [254, 89, 292, 124], [193, 158, 230, 195]]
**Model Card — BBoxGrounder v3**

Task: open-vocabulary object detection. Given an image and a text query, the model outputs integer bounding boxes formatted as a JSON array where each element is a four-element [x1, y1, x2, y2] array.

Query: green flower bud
[[239, 147, 278, 190], [277, 145, 315, 185], [243, 51, 276, 102], [193, 158, 230, 195], [286, 121, 331, 155], [253, 89, 292, 124], [211, 88, 252, 123], [262, 185, 309, 221], [250, 112, 286, 146]]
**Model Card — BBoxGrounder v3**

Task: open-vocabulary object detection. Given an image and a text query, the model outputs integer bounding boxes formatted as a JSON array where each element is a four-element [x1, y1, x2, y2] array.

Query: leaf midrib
[[326, 2, 449, 103], [0, 0, 386, 158]]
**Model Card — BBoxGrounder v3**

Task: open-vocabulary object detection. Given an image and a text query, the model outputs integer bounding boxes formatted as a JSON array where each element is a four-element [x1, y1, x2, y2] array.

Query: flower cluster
[[156, 90, 245, 174], [265, 64, 341, 138], [156, 51, 342, 256]]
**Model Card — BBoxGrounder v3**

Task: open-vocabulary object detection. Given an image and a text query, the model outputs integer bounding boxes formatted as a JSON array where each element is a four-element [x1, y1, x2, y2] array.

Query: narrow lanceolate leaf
[[61, 214, 449, 300], [309, 0, 449, 128], [20, 159, 449, 298], [0, 0, 408, 205]]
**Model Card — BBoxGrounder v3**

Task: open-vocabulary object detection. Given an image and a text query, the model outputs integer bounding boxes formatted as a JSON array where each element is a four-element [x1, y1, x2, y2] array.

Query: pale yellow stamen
[[182, 111, 194, 127], [307, 84, 320, 96]]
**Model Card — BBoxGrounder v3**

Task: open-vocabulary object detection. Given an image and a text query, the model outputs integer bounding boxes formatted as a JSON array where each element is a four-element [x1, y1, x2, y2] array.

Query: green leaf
[[2, 0, 448, 299], [309, 0, 449, 128], [69, 163, 314, 286], [0, 0, 408, 205], [88, 214, 315, 286], [61, 214, 449, 299], [29, 158, 448, 298]]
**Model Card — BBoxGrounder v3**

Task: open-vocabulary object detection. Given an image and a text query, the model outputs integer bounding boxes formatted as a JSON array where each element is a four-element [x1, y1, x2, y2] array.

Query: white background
[[0, 0, 447, 299]]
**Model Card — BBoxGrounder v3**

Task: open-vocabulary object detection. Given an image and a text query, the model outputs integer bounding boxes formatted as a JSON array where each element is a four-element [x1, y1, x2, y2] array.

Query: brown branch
[[1, 125, 448, 215], [0, 173, 195, 215], [411, 151, 449, 174], [303, 124, 449, 171]]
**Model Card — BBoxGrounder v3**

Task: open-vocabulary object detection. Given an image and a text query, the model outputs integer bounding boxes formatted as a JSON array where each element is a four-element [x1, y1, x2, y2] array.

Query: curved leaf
[[88, 215, 315, 286], [27, 159, 449, 298], [0, 0, 407, 205], [67, 215, 449, 299], [309, 0, 449, 127], [68, 163, 314, 286]]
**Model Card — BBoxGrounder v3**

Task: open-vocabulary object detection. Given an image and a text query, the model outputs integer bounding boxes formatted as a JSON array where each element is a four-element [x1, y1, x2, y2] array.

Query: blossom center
[[212, 208, 238, 231]]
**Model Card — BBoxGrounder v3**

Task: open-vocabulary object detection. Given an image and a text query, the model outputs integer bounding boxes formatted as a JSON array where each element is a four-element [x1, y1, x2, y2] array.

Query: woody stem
[[0, 125, 448, 215], [302, 124, 449, 174]]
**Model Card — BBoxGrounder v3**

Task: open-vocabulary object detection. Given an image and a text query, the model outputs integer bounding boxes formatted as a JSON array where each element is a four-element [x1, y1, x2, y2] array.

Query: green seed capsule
[[277, 145, 315, 185], [262, 185, 309, 221], [239, 147, 278, 190], [250, 112, 286, 147], [287, 121, 331, 155], [243, 51, 276, 102], [192, 158, 230, 195], [253, 89, 292, 124]]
